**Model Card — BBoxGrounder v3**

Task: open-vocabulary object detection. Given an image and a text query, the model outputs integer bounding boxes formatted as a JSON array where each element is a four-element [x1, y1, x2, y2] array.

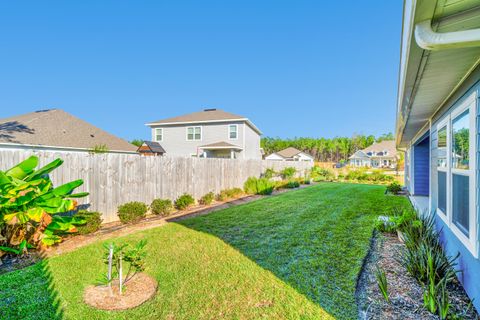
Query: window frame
[[228, 124, 238, 140], [186, 126, 202, 141], [435, 92, 477, 257], [155, 128, 163, 142]]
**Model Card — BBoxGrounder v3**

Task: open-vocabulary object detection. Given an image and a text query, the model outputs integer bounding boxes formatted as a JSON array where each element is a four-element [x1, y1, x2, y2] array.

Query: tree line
[[261, 133, 394, 162]]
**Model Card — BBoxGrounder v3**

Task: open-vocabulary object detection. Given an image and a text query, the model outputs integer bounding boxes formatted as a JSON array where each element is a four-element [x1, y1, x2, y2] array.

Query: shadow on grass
[[175, 183, 410, 319], [0, 252, 64, 320]]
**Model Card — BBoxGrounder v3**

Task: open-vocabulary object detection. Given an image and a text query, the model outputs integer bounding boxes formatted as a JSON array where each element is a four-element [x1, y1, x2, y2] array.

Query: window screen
[[452, 174, 469, 237], [438, 171, 447, 214]]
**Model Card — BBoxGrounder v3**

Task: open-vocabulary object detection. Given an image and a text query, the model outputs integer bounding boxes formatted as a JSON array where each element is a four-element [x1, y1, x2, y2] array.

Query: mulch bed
[[357, 232, 479, 320], [84, 273, 157, 310]]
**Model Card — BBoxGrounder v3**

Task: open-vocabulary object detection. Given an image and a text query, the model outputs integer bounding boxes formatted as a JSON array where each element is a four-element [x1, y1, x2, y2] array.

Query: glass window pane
[[452, 110, 469, 170], [437, 126, 447, 168], [155, 129, 162, 141], [452, 174, 469, 237], [229, 125, 237, 139], [438, 171, 447, 214]]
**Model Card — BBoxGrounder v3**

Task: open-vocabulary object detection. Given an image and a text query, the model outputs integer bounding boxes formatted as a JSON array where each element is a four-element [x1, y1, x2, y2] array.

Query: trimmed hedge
[[118, 201, 148, 224], [75, 210, 103, 235], [199, 192, 215, 205], [175, 193, 195, 210], [151, 199, 173, 216]]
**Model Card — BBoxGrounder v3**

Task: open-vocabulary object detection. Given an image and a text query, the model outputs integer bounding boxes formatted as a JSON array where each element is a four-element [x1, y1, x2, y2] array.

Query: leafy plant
[[243, 177, 274, 195], [150, 199, 173, 216], [263, 168, 277, 179], [74, 211, 103, 235], [199, 192, 215, 205], [215, 188, 243, 201], [101, 239, 147, 294], [375, 266, 389, 303], [436, 278, 450, 320], [386, 182, 402, 194], [285, 180, 300, 189], [175, 193, 195, 210], [311, 167, 335, 181], [0, 156, 88, 250], [117, 202, 147, 224], [280, 167, 296, 180], [129, 139, 144, 147]]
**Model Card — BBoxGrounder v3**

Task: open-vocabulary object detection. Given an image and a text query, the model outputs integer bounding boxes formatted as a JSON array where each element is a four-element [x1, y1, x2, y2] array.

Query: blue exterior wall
[[426, 78, 480, 313], [413, 137, 429, 196]]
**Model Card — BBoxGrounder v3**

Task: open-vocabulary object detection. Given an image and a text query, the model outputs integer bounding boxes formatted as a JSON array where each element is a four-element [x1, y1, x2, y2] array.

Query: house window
[[155, 128, 163, 142], [187, 126, 201, 141], [229, 125, 238, 139], [435, 93, 476, 256], [451, 110, 470, 236]]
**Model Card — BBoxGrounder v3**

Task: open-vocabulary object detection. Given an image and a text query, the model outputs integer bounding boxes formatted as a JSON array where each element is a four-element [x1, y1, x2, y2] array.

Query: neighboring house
[[137, 141, 166, 156], [146, 108, 262, 159], [265, 147, 314, 162], [349, 141, 398, 168], [397, 0, 480, 310], [0, 109, 137, 153]]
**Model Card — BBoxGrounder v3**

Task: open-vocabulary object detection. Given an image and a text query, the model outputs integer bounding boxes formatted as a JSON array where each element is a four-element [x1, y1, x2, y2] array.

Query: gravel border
[[357, 232, 479, 319]]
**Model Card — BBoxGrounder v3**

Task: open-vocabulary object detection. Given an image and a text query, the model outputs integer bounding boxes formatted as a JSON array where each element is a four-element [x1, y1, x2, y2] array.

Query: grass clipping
[[84, 273, 157, 310]]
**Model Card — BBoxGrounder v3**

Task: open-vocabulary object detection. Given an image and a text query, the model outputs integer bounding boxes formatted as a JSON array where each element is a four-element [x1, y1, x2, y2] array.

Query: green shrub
[[199, 192, 215, 205], [311, 166, 335, 181], [175, 193, 195, 210], [150, 199, 173, 216], [386, 182, 402, 194], [74, 211, 103, 235], [284, 180, 300, 189], [263, 168, 276, 179], [216, 188, 243, 201], [243, 177, 274, 195], [118, 201, 148, 224], [280, 167, 296, 179], [345, 169, 369, 181]]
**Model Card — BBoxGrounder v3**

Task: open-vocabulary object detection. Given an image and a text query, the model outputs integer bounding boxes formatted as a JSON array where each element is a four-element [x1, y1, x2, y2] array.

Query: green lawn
[[0, 183, 410, 320]]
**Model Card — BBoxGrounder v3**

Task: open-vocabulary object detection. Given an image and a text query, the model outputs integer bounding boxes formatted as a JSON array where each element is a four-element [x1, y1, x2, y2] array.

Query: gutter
[[415, 19, 480, 50], [0, 142, 138, 154]]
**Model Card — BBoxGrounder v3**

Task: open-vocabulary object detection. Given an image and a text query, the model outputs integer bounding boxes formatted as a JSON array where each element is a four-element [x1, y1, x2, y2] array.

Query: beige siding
[[0, 149, 312, 223]]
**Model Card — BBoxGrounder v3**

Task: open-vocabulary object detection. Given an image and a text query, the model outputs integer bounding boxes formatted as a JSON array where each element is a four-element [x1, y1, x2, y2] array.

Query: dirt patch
[[84, 273, 157, 310], [0, 252, 43, 275], [357, 233, 479, 319]]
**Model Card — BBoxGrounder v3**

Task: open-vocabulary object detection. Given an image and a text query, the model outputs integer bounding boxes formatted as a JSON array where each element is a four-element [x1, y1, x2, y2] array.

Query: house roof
[[146, 108, 262, 134], [199, 141, 243, 150], [349, 150, 370, 159], [269, 147, 314, 160], [139, 141, 166, 154], [350, 141, 397, 159], [0, 109, 137, 153], [396, 0, 480, 147]]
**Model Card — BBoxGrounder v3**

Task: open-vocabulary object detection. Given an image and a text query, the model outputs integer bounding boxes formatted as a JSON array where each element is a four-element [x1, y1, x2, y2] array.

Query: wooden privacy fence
[[0, 150, 313, 222]]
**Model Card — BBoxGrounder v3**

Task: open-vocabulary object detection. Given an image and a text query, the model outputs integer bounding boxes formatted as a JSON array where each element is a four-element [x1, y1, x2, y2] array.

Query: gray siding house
[[146, 109, 262, 159]]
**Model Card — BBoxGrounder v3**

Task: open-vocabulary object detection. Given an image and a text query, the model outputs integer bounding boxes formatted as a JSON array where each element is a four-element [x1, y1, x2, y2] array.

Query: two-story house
[[349, 140, 398, 168], [146, 109, 262, 159]]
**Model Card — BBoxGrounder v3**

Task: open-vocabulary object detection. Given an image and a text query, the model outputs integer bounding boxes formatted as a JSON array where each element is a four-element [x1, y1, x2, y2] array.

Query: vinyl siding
[[420, 77, 480, 312], [150, 121, 261, 159], [413, 138, 429, 196]]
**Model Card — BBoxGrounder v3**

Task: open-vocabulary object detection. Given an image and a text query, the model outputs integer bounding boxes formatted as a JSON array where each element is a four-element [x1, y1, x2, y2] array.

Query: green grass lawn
[[0, 183, 410, 320]]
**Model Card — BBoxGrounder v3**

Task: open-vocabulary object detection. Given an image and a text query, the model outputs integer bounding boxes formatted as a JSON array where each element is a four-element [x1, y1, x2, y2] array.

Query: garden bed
[[357, 233, 478, 319]]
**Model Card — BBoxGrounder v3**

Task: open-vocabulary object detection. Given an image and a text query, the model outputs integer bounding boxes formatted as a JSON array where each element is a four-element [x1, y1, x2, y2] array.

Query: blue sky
[[0, 1, 402, 141]]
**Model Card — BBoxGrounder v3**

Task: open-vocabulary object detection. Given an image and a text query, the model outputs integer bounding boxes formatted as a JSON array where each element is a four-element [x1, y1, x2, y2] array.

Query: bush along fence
[[0, 150, 313, 223]]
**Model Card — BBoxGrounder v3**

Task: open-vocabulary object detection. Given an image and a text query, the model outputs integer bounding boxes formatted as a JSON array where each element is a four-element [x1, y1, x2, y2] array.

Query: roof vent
[[204, 108, 217, 112]]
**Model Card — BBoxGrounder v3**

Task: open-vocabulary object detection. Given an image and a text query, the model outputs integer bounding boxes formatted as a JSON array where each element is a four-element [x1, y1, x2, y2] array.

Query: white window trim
[[435, 92, 477, 257], [228, 124, 238, 140], [155, 128, 163, 142], [186, 126, 202, 141], [436, 117, 449, 224]]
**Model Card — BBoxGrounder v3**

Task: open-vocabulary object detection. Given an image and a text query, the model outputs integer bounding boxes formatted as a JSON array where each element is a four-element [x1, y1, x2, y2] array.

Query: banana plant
[[0, 156, 89, 252]]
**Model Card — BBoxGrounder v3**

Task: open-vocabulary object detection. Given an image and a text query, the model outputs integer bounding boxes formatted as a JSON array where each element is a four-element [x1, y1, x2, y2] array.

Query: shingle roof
[[142, 141, 166, 153], [276, 147, 303, 158], [0, 109, 137, 152], [146, 108, 262, 134], [199, 141, 242, 149], [148, 109, 245, 124], [361, 140, 397, 156]]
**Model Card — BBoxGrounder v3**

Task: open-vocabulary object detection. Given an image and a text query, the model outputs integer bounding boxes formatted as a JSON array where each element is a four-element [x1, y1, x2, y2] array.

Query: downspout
[[415, 19, 480, 50]]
